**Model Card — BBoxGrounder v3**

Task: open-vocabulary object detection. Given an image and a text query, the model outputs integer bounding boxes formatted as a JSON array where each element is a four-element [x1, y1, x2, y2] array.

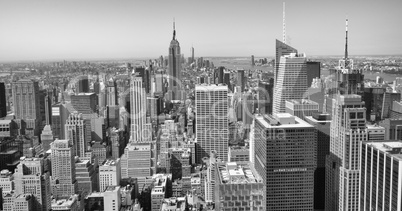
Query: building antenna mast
[[283, 2, 286, 44]]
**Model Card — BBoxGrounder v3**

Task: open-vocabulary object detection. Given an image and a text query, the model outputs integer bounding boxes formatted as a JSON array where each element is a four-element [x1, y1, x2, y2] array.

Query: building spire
[[173, 18, 176, 40], [283, 2, 286, 44], [344, 18, 348, 59]]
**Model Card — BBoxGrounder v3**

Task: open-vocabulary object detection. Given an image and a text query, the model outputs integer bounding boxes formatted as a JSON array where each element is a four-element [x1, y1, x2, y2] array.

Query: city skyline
[[0, 0, 401, 62]]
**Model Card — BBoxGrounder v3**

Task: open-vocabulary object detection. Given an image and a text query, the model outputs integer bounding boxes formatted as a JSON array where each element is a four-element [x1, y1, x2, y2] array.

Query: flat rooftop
[[102, 159, 119, 166], [365, 141, 402, 160], [285, 99, 319, 105], [255, 114, 313, 129], [217, 162, 263, 185], [195, 84, 228, 91], [126, 143, 151, 151]]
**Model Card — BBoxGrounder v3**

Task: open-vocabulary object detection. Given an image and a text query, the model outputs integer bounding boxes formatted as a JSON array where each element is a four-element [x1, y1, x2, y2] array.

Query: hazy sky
[[0, 0, 401, 61]]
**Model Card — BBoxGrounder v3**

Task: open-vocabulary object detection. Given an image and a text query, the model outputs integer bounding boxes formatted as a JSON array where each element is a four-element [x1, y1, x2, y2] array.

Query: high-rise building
[[168, 21, 182, 101], [135, 67, 151, 94], [214, 161, 265, 210], [273, 53, 307, 115], [104, 186, 121, 211], [75, 158, 98, 197], [70, 93, 98, 115], [151, 174, 168, 211], [130, 76, 146, 142], [120, 143, 152, 178], [237, 69, 245, 92], [13, 194, 34, 211], [257, 79, 274, 114], [99, 159, 121, 192], [251, 55, 255, 66], [305, 113, 331, 210], [0, 82, 7, 118], [50, 139, 77, 198], [223, 70, 231, 91], [285, 99, 319, 120], [325, 94, 367, 211], [76, 75, 89, 93], [275, 39, 297, 83], [12, 79, 41, 136], [40, 125, 53, 151], [191, 46, 194, 64], [195, 84, 228, 164], [14, 157, 51, 211], [360, 141, 402, 210], [65, 113, 87, 157], [106, 78, 117, 106], [379, 118, 402, 140], [254, 113, 316, 210]]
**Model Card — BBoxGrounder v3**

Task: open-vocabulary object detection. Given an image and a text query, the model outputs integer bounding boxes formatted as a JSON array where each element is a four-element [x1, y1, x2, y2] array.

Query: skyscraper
[[274, 39, 297, 83], [168, 21, 182, 101], [325, 94, 367, 211], [360, 141, 402, 210], [251, 55, 255, 66], [254, 113, 316, 210], [130, 76, 146, 142], [237, 69, 245, 92], [77, 75, 89, 93], [12, 79, 41, 136], [51, 139, 78, 198], [65, 113, 87, 158], [14, 157, 51, 211], [195, 84, 228, 163], [191, 46, 194, 64], [0, 82, 7, 118], [306, 61, 321, 87], [272, 53, 308, 115]]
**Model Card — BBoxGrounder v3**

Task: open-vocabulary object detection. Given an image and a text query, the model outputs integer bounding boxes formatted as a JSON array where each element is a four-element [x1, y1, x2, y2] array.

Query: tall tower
[[283, 2, 286, 44], [12, 79, 41, 136], [168, 20, 182, 101], [130, 76, 146, 142], [274, 40, 297, 84], [325, 95, 367, 211], [191, 45, 195, 64], [195, 84, 228, 164], [272, 53, 307, 115], [50, 139, 78, 199], [65, 113, 87, 157], [254, 113, 316, 210]]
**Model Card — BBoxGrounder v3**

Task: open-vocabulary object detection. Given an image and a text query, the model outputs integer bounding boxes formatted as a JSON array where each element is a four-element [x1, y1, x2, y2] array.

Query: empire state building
[[167, 21, 182, 101]]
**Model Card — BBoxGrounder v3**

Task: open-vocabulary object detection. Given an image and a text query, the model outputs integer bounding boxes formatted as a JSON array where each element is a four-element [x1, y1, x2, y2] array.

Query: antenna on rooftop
[[283, 2, 286, 44]]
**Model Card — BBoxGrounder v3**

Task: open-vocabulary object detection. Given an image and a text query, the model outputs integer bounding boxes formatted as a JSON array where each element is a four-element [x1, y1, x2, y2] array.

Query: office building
[[120, 143, 152, 178], [151, 174, 168, 211], [106, 78, 117, 106], [13, 194, 33, 211], [168, 21, 182, 101], [99, 159, 121, 192], [195, 84, 228, 163], [50, 139, 77, 198], [0, 169, 14, 193], [76, 75, 89, 93], [380, 118, 402, 140], [325, 94, 367, 211], [51, 194, 79, 211], [0, 82, 7, 118], [40, 125, 53, 151], [367, 124, 385, 141], [251, 55, 255, 66], [305, 113, 331, 210], [257, 79, 274, 114], [130, 76, 146, 142], [275, 39, 298, 83], [228, 146, 249, 162], [360, 141, 402, 210], [65, 113, 87, 157], [70, 93, 98, 115], [223, 70, 231, 91], [285, 99, 319, 120], [14, 157, 51, 211], [214, 162, 265, 210], [104, 186, 121, 211], [254, 113, 316, 210], [12, 79, 41, 136], [237, 69, 245, 92], [272, 53, 307, 115], [75, 158, 97, 197]]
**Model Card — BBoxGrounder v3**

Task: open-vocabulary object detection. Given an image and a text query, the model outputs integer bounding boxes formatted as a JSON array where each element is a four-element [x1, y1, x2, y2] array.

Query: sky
[[0, 0, 401, 62]]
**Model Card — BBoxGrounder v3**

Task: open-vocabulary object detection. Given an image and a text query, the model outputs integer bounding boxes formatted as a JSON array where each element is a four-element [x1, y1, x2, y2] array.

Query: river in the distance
[[209, 57, 401, 83]]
